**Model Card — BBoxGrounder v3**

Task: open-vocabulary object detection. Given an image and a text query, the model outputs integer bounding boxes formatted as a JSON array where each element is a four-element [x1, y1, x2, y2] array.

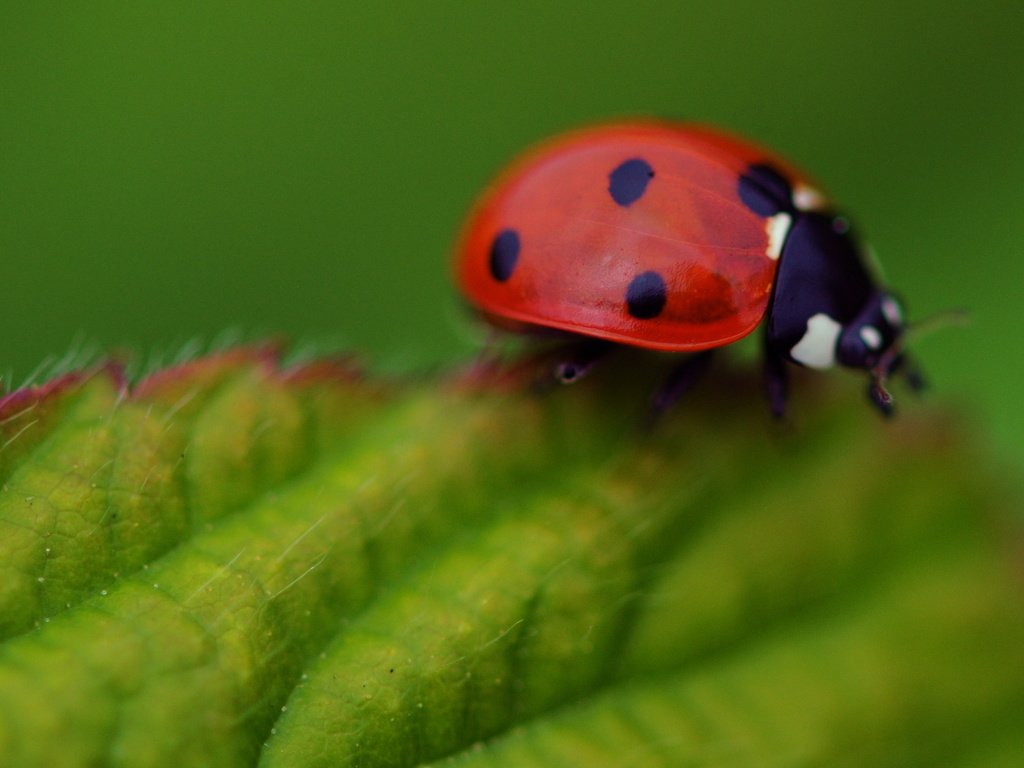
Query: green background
[[2, 2, 1021, 465]]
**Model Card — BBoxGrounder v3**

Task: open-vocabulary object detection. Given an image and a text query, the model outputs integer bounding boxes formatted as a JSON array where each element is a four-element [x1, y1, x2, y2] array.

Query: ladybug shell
[[455, 121, 824, 351]]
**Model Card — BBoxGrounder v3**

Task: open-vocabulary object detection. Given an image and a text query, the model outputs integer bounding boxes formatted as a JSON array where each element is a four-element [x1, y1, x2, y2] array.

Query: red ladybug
[[455, 121, 920, 416]]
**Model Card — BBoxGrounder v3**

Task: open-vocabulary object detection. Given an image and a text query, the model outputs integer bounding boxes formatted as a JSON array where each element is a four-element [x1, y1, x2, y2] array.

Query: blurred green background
[[1, 2, 1021, 466]]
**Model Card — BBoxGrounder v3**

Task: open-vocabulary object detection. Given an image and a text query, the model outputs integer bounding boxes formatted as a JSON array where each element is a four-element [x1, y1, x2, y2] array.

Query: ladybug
[[455, 121, 921, 416]]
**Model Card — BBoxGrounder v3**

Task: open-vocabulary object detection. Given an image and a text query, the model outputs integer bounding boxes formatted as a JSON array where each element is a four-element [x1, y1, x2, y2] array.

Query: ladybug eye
[[859, 325, 883, 350], [832, 216, 850, 235], [881, 295, 903, 327]]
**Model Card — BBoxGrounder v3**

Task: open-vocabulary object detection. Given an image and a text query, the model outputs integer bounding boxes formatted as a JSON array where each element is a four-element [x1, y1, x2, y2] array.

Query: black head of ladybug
[[835, 290, 905, 370], [746, 165, 916, 416]]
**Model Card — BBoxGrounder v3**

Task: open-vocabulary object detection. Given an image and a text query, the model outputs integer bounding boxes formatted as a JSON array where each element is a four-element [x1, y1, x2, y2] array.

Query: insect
[[454, 121, 922, 416]]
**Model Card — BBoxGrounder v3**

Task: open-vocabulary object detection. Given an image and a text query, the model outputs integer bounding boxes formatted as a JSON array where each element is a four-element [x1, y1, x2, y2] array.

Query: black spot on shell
[[609, 159, 654, 207], [626, 271, 667, 319], [738, 163, 794, 217], [489, 229, 520, 282]]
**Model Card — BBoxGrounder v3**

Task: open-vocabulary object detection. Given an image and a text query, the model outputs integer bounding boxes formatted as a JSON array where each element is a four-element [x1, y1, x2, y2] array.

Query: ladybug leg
[[904, 361, 927, 394], [864, 351, 925, 416], [648, 351, 714, 419], [762, 340, 789, 419], [553, 339, 612, 384], [866, 345, 929, 417], [867, 379, 895, 417], [889, 352, 927, 394]]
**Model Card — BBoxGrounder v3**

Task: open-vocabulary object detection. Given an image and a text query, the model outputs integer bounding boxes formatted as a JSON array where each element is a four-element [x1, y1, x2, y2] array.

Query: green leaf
[[0, 349, 1021, 767]]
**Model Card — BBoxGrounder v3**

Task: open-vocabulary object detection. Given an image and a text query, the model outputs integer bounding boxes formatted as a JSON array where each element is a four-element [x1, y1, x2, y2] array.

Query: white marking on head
[[881, 296, 903, 327], [859, 325, 882, 350], [765, 212, 792, 261], [793, 183, 827, 212], [790, 313, 842, 369]]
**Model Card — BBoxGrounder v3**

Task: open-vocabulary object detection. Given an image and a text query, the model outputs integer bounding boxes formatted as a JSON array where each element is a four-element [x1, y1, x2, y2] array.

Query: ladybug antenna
[[905, 307, 970, 342]]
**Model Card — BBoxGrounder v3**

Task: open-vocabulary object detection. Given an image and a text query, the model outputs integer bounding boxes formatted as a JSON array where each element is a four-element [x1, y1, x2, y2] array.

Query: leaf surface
[[0, 350, 1021, 767]]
